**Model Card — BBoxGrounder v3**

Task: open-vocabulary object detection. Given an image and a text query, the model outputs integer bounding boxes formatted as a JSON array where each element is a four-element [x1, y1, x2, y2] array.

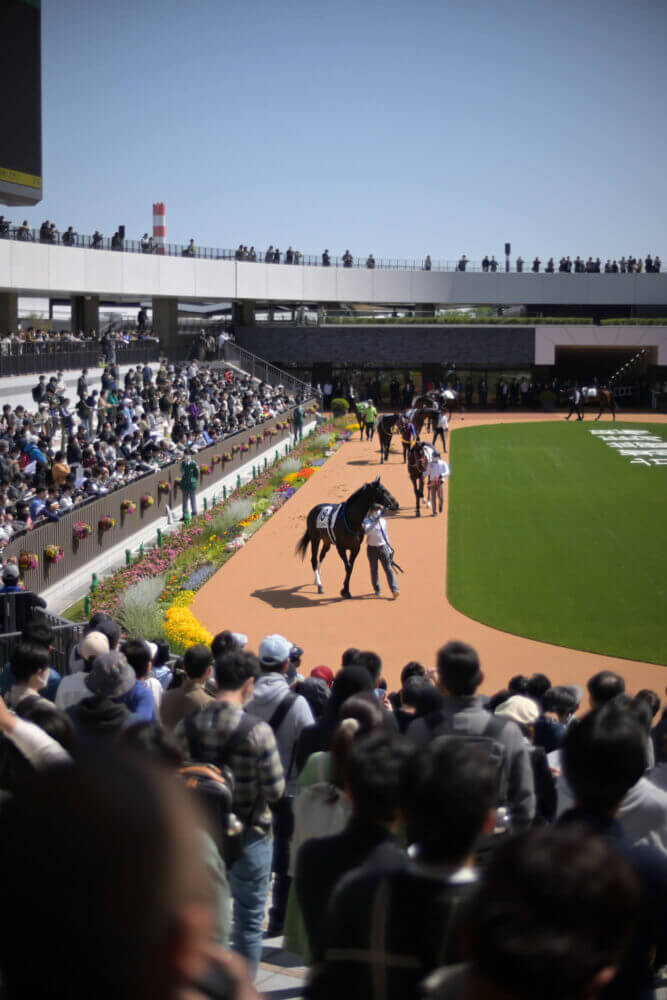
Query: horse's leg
[[595, 404, 602, 421], [337, 545, 352, 598], [346, 543, 361, 596], [311, 536, 322, 591], [316, 541, 330, 594]]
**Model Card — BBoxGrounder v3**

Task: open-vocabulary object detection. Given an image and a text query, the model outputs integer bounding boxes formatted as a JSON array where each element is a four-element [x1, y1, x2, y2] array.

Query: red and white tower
[[152, 202, 166, 255]]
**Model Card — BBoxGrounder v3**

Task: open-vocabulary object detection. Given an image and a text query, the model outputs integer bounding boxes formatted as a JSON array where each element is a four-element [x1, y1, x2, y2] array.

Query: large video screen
[[0, 0, 42, 206]]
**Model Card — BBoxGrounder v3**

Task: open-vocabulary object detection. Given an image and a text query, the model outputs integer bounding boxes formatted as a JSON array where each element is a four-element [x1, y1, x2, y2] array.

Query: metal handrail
[[1, 225, 660, 275]]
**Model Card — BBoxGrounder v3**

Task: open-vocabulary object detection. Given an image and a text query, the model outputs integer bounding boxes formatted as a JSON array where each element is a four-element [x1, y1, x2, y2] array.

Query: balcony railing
[[2, 225, 660, 275]]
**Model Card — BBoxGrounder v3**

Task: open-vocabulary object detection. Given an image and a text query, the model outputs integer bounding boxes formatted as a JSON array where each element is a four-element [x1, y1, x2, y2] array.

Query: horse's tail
[[295, 525, 311, 560]]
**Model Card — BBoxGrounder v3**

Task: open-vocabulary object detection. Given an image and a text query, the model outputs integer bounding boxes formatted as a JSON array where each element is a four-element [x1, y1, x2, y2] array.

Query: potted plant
[[141, 494, 155, 509], [19, 552, 38, 571], [99, 516, 115, 531], [72, 521, 92, 539], [44, 545, 64, 563], [120, 500, 136, 514]]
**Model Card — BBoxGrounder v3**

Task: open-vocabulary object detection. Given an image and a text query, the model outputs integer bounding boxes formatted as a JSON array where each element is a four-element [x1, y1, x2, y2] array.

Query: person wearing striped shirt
[[175, 650, 285, 976]]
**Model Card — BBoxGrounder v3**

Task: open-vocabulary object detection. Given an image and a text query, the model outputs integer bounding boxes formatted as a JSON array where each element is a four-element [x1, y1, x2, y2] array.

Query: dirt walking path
[[192, 412, 667, 694]]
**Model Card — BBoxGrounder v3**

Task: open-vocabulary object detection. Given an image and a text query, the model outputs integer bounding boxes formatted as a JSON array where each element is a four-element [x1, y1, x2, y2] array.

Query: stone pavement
[[257, 933, 306, 999]]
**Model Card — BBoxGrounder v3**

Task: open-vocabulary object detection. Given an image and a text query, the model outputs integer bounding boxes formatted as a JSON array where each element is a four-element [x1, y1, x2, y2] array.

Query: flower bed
[[78, 422, 341, 648]]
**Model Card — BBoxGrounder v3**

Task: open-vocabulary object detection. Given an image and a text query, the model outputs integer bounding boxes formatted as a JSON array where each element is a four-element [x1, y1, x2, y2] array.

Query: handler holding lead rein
[[426, 450, 450, 515], [363, 503, 400, 599]]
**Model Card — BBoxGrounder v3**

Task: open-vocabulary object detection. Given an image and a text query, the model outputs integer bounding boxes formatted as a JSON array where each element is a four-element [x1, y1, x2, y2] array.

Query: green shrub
[[331, 397, 350, 415], [117, 576, 167, 639], [208, 499, 253, 536]]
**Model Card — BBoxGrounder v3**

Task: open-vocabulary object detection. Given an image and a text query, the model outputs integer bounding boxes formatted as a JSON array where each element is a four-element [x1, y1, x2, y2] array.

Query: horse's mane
[[346, 481, 374, 505]]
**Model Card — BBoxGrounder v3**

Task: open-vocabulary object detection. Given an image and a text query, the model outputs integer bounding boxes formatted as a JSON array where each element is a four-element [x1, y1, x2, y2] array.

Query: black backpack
[[180, 708, 258, 864], [424, 709, 510, 808]]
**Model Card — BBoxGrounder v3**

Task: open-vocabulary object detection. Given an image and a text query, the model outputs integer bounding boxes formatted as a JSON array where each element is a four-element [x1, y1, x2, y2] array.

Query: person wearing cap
[[0, 563, 46, 629], [67, 651, 140, 748], [180, 447, 199, 520], [310, 665, 334, 689], [495, 694, 556, 823], [245, 634, 315, 937], [362, 503, 399, 598], [55, 631, 110, 711], [407, 641, 535, 831], [424, 446, 450, 515]]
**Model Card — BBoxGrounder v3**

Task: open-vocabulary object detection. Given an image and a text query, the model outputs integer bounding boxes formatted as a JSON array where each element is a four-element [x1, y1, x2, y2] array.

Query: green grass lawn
[[447, 421, 667, 665]]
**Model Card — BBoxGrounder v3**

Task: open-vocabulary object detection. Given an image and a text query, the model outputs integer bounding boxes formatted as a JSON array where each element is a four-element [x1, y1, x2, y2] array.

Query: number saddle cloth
[[316, 504, 342, 544], [582, 387, 598, 398]]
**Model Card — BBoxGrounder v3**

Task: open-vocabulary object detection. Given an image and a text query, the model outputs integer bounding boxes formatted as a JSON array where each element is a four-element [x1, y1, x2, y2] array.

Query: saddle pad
[[316, 504, 340, 542], [443, 389, 456, 400], [583, 387, 598, 398]]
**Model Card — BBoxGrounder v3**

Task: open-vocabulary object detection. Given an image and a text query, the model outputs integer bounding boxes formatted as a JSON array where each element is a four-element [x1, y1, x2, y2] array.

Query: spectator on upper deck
[[182, 239, 195, 258], [532, 256, 540, 272], [322, 249, 331, 266], [457, 255, 468, 271], [342, 250, 353, 268], [424, 254, 432, 270], [516, 256, 524, 272], [285, 247, 294, 264], [92, 229, 103, 248], [366, 254, 375, 269]]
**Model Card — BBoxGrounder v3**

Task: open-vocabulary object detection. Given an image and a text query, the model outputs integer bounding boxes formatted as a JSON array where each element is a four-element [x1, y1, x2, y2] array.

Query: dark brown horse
[[580, 387, 617, 421], [296, 478, 399, 597], [407, 440, 434, 516], [414, 391, 464, 422], [377, 413, 399, 463]]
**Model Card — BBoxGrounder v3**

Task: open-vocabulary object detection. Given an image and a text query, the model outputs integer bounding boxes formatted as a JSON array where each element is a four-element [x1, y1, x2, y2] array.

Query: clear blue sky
[[15, 0, 667, 263]]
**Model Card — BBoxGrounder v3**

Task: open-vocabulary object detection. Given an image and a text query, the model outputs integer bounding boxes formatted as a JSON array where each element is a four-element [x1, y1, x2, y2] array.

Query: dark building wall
[[236, 325, 535, 367]]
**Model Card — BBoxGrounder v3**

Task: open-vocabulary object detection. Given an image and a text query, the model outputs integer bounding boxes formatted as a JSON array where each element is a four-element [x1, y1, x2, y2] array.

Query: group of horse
[[296, 390, 460, 599]]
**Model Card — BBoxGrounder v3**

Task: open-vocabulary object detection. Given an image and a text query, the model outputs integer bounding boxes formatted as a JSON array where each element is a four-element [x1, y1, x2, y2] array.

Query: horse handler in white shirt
[[432, 408, 448, 451], [362, 503, 399, 599], [426, 450, 450, 516]]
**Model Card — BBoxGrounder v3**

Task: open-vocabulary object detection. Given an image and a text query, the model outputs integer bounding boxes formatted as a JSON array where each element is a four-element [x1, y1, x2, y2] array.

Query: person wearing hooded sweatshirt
[[67, 652, 140, 752], [245, 633, 314, 937], [295, 665, 374, 772]]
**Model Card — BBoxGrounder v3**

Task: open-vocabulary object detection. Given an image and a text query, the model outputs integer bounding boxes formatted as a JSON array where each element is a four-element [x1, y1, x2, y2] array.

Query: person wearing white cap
[[495, 695, 556, 823], [245, 633, 315, 937], [55, 631, 110, 711]]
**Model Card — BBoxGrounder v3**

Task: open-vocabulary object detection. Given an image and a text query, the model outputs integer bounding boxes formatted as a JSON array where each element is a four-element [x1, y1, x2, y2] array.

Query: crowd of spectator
[[5, 215, 662, 277], [0, 359, 300, 546], [0, 623, 665, 999], [0, 325, 157, 357]]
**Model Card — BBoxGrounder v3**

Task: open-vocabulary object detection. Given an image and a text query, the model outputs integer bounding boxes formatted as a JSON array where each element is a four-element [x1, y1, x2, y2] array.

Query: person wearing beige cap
[[55, 631, 110, 711], [495, 695, 556, 823]]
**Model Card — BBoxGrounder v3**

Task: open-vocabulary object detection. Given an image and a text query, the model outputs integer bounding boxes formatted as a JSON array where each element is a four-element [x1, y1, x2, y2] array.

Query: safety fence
[[0, 599, 84, 675], [0, 342, 160, 377], [0, 402, 314, 594], [4, 226, 661, 275]]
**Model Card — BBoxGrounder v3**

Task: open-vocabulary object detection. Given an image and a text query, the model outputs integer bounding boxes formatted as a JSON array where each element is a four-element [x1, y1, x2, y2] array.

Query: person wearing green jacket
[[292, 404, 304, 445], [355, 401, 368, 440], [180, 448, 199, 520], [364, 401, 378, 441]]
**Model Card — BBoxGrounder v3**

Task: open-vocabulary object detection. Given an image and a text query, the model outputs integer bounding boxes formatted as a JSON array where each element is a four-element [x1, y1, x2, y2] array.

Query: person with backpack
[[245, 634, 315, 937], [406, 641, 535, 832], [175, 649, 285, 977]]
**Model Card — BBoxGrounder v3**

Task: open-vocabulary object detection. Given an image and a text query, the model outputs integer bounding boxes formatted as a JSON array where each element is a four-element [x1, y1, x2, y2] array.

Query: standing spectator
[[424, 254, 432, 271], [560, 702, 667, 998], [366, 254, 375, 269], [342, 250, 353, 268], [161, 643, 214, 730], [532, 256, 541, 272], [292, 402, 304, 445], [322, 249, 331, 266], [175, 650, 285, 976], [457, 255, 468, 271], [245, 634, 315, 937], [180, 447, 199, 520], [516, 256, 524, 272], [308, 735, 497, 999], [407, 641, 535, 830]]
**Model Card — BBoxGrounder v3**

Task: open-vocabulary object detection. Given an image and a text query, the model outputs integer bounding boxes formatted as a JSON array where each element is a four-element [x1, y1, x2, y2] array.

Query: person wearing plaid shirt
[[175, 650, 285, 976]]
